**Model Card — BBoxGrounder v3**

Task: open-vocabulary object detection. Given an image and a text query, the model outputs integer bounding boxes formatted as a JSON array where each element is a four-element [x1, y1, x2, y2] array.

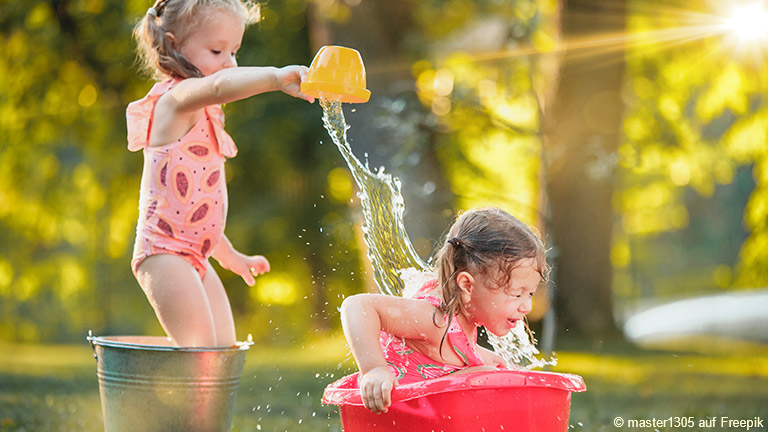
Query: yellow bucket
[[301, 45, 371, 103]]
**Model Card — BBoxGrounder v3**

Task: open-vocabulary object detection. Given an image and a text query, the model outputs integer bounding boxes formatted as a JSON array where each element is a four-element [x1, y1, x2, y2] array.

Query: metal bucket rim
[[87, 335, 253, 352]]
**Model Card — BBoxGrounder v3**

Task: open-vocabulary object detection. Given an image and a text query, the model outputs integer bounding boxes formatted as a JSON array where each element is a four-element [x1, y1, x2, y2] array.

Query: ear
[[455, 271, 475, 301], [165, 32, 178, 47]]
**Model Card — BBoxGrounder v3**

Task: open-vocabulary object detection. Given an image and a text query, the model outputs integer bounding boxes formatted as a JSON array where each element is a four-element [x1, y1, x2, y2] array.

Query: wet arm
[[477, 345, 507, 369], [340, 294, 436, 373], [339, 294, 390, 374]]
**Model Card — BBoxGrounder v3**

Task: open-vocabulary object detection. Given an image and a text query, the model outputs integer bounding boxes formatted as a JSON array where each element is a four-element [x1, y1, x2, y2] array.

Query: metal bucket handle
[[87, 330, 98, 361]]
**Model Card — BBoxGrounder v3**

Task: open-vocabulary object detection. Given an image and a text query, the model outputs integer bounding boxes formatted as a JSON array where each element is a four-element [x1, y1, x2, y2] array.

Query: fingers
[[361, 383, 390, 413], [360, 377, 394, 414], [380, 379, 393, 408], [297, 65, 309, 81], [250, 256, 270, 274], [231, 256, 269, 286], [301, 92, 315, 104], [280, 65, 315, 103], [242, 271, 256, 286], [296, 66, 314, 103]]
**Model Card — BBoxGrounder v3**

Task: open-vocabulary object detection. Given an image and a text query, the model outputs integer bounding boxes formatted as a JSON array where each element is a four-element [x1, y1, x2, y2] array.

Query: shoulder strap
[[126, 80, 177, 152]]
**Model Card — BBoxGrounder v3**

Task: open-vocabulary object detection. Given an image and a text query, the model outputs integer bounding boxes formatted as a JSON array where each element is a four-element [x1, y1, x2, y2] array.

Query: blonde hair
[[434, 207, 548, 338], [133, 0, 260, 80]]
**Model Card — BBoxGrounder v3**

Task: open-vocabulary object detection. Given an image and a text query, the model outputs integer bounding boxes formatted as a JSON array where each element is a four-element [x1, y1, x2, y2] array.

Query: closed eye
[[211, 50, 222, 55]]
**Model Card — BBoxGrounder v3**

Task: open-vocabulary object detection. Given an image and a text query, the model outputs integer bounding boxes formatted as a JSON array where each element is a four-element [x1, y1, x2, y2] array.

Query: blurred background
[[1, 0, 767, 431]]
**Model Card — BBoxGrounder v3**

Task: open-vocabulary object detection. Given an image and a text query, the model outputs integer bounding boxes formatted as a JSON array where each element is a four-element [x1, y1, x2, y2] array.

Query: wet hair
[[433, 207, 548, 350], [133, 0, 260, 80]]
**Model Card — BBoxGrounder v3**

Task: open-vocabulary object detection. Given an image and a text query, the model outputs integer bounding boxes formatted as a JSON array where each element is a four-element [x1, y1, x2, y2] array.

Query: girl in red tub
[[341, 207, 548, 413]]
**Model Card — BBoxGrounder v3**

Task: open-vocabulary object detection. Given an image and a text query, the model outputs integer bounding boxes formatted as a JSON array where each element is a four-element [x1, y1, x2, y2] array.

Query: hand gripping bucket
[[323, 370, 586, 432], [87, 335, 252, 432], [301, 45, 371, 103]]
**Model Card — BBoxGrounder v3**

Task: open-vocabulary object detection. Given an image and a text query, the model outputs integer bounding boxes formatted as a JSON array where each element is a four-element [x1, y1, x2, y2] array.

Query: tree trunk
[[542, 0, 625, 339]]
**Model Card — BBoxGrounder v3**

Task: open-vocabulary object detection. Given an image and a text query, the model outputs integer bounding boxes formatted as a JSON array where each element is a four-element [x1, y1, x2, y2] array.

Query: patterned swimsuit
[[380, 279, 486, 384], [126, 79, 238, 279]]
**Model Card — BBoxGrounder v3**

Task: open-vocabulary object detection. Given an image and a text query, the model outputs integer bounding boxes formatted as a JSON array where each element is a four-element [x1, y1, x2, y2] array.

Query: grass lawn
[[1, 336, 766, 431]]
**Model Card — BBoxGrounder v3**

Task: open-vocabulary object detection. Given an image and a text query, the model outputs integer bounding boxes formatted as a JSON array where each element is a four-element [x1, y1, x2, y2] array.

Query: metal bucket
[[87, 334, 251, 432]]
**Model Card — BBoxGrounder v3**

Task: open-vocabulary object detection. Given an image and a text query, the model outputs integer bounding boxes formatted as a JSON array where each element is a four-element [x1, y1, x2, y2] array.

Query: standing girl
[[340, 207, 548, 413], [128, 0, 314, 347]]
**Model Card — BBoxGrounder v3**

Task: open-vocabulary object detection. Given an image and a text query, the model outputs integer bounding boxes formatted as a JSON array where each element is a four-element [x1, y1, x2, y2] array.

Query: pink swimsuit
[[380, 279, 486, 384], [126, 79, 238, 279]]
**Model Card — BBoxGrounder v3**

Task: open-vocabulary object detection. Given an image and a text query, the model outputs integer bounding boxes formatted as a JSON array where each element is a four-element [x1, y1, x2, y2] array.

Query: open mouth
[[507, 318, 518, 328]]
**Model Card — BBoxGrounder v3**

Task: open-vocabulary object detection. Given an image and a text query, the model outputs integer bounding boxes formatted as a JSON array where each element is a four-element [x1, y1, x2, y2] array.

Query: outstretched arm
[[150, 66, 314, 146], [164, 65, 314, 112], [211, 234, 269, 286]]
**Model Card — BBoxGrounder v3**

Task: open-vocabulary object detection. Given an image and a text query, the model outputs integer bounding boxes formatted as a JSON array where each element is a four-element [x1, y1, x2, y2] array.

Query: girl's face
[[463, 258, 541, 337], [177, 9, 245, 77]]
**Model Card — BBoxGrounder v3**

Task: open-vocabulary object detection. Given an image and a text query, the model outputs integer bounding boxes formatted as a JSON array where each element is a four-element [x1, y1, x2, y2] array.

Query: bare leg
[[201, 261, 237, 346], [135, 254, 219, 347]]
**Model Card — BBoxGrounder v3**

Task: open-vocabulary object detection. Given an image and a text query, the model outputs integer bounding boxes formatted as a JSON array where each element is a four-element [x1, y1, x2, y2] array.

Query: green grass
[[1, 337, 767, 431], [553, 340, 768, 431], [0, 338, 354, 432]]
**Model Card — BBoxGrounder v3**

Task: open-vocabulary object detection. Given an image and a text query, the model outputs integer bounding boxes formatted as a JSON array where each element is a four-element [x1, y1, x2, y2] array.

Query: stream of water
[[320, 99, 554, 369]]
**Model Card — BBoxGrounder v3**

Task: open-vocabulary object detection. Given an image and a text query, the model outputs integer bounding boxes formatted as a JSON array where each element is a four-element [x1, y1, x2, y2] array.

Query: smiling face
[[176, 8, 245, 77], [461, 258, 541, 337]]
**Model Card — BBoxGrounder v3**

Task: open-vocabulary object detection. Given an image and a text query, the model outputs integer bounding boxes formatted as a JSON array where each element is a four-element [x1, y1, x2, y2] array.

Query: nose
[[224, 54, 237, 69], [519, 296, 533, 315]]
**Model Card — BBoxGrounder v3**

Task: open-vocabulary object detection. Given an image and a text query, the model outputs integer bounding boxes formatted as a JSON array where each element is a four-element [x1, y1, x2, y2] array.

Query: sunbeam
[[367, 1, 768, 76]]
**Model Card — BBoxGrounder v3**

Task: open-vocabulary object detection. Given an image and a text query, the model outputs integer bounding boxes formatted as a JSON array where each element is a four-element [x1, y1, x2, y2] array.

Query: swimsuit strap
[[204, 105, 237, 158], [416, 279, 485, 367], [126, 79, 178, 152], [126, 79, 237, 158]]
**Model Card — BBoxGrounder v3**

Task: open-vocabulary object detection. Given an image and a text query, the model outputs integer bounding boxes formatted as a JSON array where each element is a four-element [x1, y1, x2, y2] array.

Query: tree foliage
[[614, 0, 768, 304]]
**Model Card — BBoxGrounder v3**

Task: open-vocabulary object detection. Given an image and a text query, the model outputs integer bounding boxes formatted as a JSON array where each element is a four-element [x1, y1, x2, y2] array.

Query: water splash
[[320, 99, 554, 369], [321, 99, 426, 296], [487, 321, 556, 370]]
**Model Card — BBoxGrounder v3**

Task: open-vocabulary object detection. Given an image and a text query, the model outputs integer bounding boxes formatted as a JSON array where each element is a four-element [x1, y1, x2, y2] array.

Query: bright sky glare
[[725, 2, 768, 42]]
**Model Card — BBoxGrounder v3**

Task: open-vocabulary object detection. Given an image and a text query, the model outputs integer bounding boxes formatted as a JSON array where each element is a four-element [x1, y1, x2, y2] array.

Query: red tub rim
[[322, 370, 586, 406]]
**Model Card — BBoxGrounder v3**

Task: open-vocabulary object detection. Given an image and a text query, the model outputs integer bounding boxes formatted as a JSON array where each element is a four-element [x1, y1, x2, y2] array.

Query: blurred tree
[[540, 0, 625, 338], [0, 0, 148, 341], [613, 0, 768, 304]]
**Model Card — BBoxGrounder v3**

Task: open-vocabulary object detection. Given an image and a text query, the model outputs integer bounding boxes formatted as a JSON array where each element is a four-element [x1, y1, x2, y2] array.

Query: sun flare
[[725, 2, 768, 42]]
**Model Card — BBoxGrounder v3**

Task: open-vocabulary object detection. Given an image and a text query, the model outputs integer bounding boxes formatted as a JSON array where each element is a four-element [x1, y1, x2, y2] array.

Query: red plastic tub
[[323, 370, 586, 432]]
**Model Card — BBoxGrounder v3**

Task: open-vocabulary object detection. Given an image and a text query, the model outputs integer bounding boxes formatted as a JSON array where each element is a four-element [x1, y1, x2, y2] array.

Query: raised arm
[[149, 65, 313, 146], [165, 65, 313, 112]]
